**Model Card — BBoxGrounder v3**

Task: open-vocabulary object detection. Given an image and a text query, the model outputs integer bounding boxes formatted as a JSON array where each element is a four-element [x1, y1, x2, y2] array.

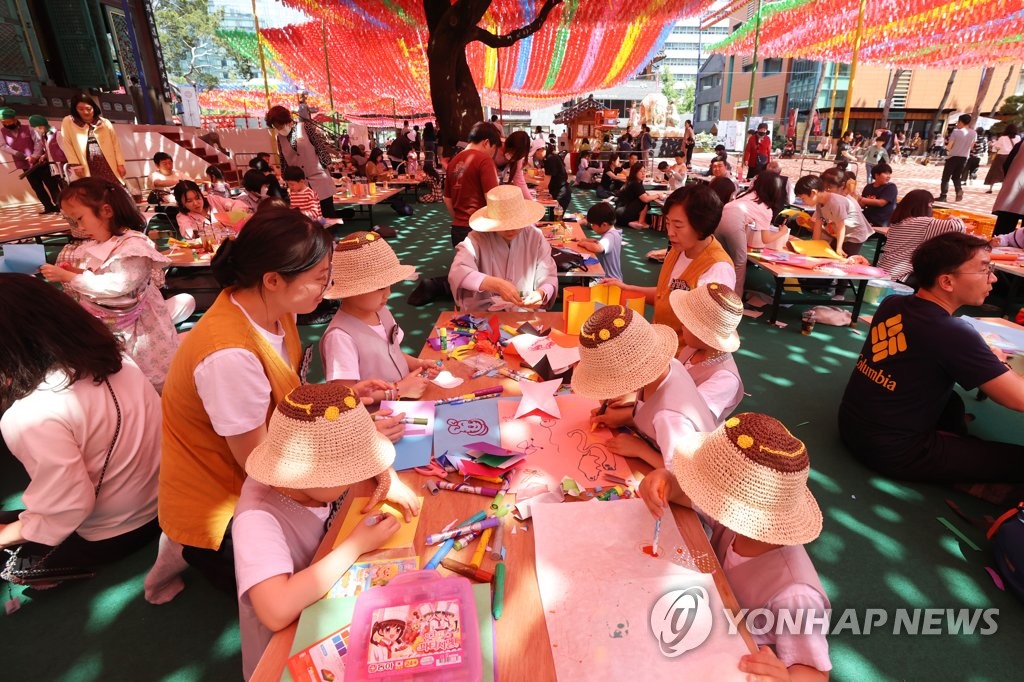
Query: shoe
[[628, 221, 648, 230], [955, 192, 963, 202], [986, 189, 993, 194], [831, 294, 847, 301], [936, 195, 948, 202]]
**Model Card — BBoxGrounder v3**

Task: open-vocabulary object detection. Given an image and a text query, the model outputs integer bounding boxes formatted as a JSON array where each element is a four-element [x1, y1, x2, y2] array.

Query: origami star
[[514, 378, 562, 420]]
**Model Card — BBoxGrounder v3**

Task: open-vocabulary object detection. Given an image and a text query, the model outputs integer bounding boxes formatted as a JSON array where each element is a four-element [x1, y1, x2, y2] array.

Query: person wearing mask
[[742, 123, 771, 179], [265, 106, 336, 218]]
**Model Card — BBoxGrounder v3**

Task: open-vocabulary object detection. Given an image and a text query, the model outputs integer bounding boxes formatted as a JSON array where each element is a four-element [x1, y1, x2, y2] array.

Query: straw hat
[[323, 230, 417, 299], [672, 413, 822, 546], [669, 283, 743, 353], [570, 305, 678, 399], [468, 185, 546, 232], [246, 382, 395, 488]]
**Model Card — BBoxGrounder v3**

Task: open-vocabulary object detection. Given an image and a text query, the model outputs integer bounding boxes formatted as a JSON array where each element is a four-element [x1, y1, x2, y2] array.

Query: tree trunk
[[990, 64, 1018, 116], [930, 69, 958, 136], [800, 62, 827, 154], [880, 68, 905, 129], [970, 66, 995, 121]]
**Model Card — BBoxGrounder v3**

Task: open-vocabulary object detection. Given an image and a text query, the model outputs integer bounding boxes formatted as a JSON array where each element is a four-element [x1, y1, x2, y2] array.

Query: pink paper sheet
[[497, 395, 633, 491], [531, 499, 748, 681]]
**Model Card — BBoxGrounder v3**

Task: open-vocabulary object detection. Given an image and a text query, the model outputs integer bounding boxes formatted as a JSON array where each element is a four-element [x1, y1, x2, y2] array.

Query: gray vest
[[681, 347, 745, 424], [236, 478, 329, 680], [633, 359, 717, 452], [711, 523, 831, 614], [322, 307, 407, 383]]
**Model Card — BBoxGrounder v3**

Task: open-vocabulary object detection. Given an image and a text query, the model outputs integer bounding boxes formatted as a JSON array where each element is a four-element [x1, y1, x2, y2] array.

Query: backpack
[[550, 246, 587, 273]]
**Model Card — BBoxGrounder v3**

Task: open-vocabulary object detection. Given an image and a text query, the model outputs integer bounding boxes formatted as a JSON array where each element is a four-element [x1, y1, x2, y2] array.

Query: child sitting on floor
[[321, 231, 439, 399], [639, 413, 831, 681], [283, 166, 322, 221], [448, 185, 558, 312], [573, 305, 716, 468], [173, 180, 248, 240], [669, 283, 745, 424], [577, 201, 623, 281], [233, 382, 406, 680]]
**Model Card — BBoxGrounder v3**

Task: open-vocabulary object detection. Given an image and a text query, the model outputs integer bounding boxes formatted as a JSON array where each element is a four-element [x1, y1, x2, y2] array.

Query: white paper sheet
[[531, 499, 748, 681]]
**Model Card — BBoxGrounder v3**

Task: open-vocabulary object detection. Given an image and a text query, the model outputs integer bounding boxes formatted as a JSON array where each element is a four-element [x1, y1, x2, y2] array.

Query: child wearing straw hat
[[321, 231, 440, 399], [669, 283, 746, 424], [639, 413, 832, 680], [233, 382, 404, 680], [573, 305, 716, 468], [448, 184, 558, 312]]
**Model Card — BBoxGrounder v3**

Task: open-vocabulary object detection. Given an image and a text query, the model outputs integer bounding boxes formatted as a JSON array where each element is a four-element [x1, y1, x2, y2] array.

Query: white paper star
[[514, 378, 562, 419]]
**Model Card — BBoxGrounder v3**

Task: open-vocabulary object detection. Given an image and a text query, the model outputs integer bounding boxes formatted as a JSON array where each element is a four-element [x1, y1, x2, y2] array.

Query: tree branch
[[472, 0, 563, 48]]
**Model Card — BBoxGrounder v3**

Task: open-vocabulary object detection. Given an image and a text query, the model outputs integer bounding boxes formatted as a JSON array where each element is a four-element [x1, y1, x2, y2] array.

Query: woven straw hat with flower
[[324, 230, 417, 299], [246, 381, 395, 488], [671, 412, 822, 546], [570, 305, 678, 399], [469, 185, 546, 232], [669, 282, 743, 353]]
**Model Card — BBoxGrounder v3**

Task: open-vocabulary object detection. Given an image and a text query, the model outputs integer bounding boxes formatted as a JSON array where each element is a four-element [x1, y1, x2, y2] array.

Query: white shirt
[[685, 365, 741, 421], [635, 363, 699, 466], [193, 295, 290, 437], [0, 358, 160, 544], [669, 249, 737, 289], [321, 322, 404, 381]]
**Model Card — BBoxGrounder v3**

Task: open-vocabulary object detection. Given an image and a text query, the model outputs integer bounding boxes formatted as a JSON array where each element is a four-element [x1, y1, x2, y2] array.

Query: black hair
[[0, 273, 122, 411], [69, 93, 102, 124], [958, 113, 973, 125], [586, 201, 616, 227], [657, 161, 668, 170], [503, 130, 531, 168], [424, 159, 440, 179], [368, 148, 384, 163], [708, 176, 736, 205], [662, 184, 723, 239], [206, 165, 225, 181], [794, 175, 824, 196], [890, 189, 934, 224], [243, 168, 271, 193], [911, 232, 989, 289], [872, 162, 892, 176], [468, 121, 502, 147], [282, 166, 306, 182], [210, 206, 333, 290], [173, 180, 209, 215], [59, 177, 146, 234], [265, 105, 292, 128], [747, 171, 788, 219], [626, 162, 645, 184], [153, 152, 172, 165]]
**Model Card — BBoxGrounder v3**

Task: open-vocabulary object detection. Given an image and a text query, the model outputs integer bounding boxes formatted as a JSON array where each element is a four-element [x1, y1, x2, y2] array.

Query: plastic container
[[345, 570, 481, 682], [863, 279, 914, 305]]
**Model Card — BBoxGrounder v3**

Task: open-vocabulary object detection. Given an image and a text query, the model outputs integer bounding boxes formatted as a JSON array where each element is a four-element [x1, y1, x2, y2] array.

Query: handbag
[[551, 246, 587, 273], [1, 379, 121, 587]]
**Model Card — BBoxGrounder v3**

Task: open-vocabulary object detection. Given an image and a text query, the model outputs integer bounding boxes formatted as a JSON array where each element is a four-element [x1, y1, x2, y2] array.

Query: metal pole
[[840, 0, 868, 135], [827, 63, 839, 137], [743, 0, 763, 135], [321, 18, 337, 136], [497, 47, 503, 129], [251, 0, 271, 110]]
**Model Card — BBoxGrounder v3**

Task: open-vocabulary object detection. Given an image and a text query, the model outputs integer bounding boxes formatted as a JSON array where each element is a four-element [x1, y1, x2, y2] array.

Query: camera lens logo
[[649, 587, 713, 657]]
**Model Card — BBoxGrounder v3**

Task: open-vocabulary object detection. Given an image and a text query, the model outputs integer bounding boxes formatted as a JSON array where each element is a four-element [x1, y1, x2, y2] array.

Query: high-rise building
[[660, 18, 730, 85]]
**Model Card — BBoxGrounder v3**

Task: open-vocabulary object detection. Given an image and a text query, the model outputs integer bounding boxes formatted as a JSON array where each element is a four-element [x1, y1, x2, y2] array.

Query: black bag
[[372, 224, 397, 238], [390, 199, 414, 216], [551, 246, 587, 273]]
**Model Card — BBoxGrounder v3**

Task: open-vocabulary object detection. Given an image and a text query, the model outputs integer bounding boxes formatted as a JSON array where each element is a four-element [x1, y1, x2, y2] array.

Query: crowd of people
[[3, 101, 1024, 682]]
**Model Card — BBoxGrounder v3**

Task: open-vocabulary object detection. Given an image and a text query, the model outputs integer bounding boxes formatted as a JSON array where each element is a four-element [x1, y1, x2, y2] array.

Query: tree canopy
[[153, 0, 256, 90]]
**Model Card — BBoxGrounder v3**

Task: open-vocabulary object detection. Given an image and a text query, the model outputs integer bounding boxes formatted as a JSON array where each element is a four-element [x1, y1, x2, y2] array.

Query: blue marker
[[425, 538, 456, 570], [652, 518, 662, 556]]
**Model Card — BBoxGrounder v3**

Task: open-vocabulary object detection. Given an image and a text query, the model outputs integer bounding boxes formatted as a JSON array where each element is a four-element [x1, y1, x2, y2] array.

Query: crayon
[[424, 538, 455, 570], [436, 386, 504, 405], [498, 367, 537, 382], [489, 522, 505, 561], [372, 415, 428, 425], [471, 527, 493, 568], [454, 532, 479, 551], [441, 558, 494, 583], [433, 480, 502, 497], [438, 327, 448, 352], [426, 516, 500, 545], [490, 491, 505, 511], [448, 394, 502, 406], [492, 562, 506, 619], [653, 518, 662, 556], [500, 324, 520, 336]]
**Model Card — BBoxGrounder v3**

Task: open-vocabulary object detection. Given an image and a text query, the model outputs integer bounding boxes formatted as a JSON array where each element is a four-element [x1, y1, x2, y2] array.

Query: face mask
[[278, 123, 294, 136]]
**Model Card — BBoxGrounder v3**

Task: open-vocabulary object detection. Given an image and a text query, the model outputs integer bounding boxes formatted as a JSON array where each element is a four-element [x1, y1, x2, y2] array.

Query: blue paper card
[[433, 399, 501, 459], [0, 244, 46, 274], [962, 317, 1024, 353], [380, 400, 435, 471]]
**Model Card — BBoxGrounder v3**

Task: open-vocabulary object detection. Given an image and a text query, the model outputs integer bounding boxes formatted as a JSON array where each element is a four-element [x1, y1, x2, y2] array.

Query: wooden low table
[[538, 221, 606, 281], [251, 311, 754, 681], [0, 221, 71, 244], [333, 187, 403, 224], [747, 252, 878, 325]]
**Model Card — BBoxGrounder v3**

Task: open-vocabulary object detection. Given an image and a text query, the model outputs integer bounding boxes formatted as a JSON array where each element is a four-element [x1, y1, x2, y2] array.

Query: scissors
[[414, 455, 449, 478]]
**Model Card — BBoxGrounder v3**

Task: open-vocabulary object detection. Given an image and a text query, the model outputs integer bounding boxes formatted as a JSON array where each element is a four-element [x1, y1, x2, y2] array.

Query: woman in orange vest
[[144, 207, 420, 603], [605, 184, 735, 347]]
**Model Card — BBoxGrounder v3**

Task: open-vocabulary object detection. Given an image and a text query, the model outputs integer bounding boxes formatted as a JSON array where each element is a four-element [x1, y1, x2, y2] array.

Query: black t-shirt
[[861, 181, 898, 226], [839, 295, 1007, 447], [834, 142, 851, 163], [544, 153, 567, 198], [601, 166, 624, 192], [616, 181, 646, 220]]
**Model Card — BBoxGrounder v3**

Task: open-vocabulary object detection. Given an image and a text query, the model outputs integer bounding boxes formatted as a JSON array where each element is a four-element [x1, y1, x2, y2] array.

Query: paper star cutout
[[514, 378, 562, 420]]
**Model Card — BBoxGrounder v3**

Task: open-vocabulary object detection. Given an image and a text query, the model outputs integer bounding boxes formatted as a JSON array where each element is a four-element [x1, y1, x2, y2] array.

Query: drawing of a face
[[447, 418, 489, 436]]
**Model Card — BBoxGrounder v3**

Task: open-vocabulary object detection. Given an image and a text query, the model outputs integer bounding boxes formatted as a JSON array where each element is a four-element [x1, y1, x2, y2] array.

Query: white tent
[[946, 112, 999, 130]]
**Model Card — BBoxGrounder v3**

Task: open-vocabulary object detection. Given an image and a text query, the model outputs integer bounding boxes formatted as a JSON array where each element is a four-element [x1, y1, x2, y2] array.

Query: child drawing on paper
[[370, 620, 407, 662], [447, 418, 489, 436], [568, 428, 618, 481]]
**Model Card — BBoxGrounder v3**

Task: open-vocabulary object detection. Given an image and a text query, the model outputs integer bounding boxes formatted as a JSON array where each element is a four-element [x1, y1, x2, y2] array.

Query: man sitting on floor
[[838, 232, 1024, 483]]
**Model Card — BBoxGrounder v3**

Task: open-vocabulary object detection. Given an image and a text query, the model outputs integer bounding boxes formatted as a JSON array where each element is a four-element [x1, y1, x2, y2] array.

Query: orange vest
[[158, 290, 301, 550], [653, 238, 733, 345]]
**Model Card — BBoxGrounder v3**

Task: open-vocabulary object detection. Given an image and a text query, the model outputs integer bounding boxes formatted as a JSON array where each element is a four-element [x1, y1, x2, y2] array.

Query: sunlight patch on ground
[[937, 566, 989, 607], [808, 468, 842, 494], [884, 572, 932, 606], [759, 373, 794, 387], [211, 622, 241, 660], [86, 575, 144, 634], [872, 504, 902, 524], [53, 652, 101, 682], [869, 477, 925, 502], [828, 508, 904, 561]]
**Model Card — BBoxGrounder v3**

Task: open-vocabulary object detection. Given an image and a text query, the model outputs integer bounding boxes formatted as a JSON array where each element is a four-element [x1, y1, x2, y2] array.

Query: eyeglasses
[[951, 263, 996, 276]]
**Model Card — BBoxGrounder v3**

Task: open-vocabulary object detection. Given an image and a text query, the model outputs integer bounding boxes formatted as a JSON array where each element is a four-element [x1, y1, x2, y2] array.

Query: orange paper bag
[[562, 283, 645, 335]]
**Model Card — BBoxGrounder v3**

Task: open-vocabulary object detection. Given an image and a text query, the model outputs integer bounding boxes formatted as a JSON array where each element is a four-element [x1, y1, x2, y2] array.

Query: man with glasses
[[838, 232, 1024, 483]]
